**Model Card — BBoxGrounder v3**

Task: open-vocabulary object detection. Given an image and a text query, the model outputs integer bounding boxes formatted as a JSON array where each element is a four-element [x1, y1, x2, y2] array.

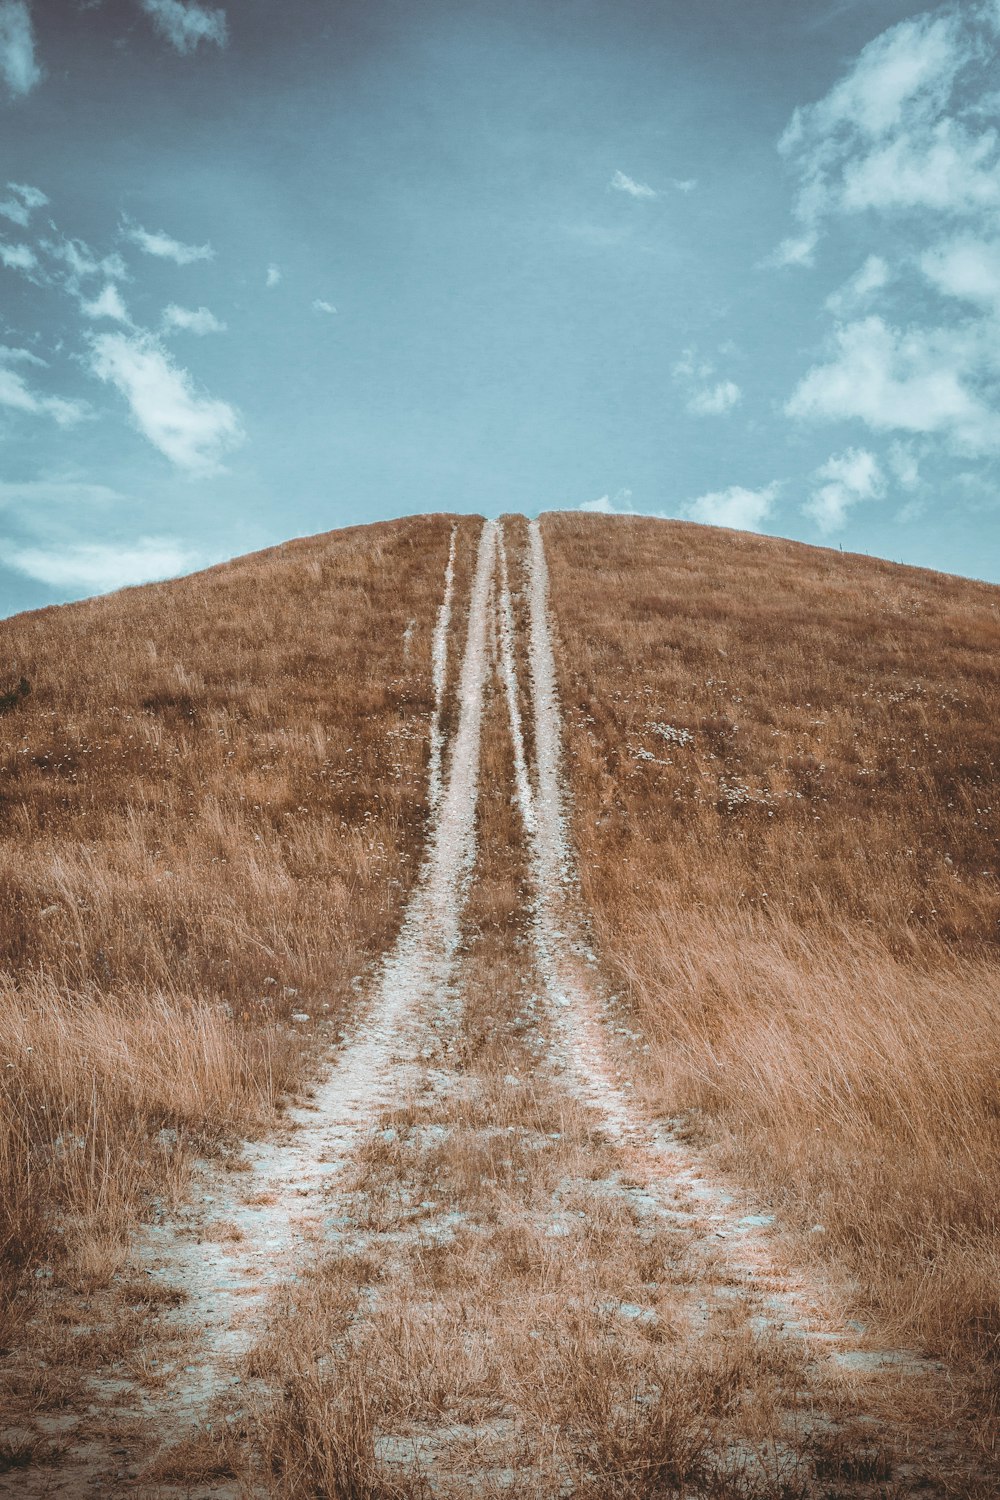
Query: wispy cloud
[[312, 298, 337, 315], [0, 1, 41, 99], [41, 235, 127, 285], [0, 180, 47, 226], [609, 169, 657, 200], [125, 220, 214, 265], [673, 348, 742, 416], [0, 239, 35, 270], [804, 447, 884, 532], [88, 330, 243, 474], [161, 302, 226, 335], [0, 343, 44, 366], [8, 536, 199, 592], [0, 366, 87, 426], [136, 0, 227, 54], [81, 283, 132, 323], [825, 254, 890, 316], [266, 263, 281, 288]]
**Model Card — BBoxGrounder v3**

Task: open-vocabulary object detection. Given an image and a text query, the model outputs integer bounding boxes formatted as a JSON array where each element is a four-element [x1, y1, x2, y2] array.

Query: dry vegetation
[[0, 515, 476, 1340], [542, 513, 1000, 1407], [231, 566, 917, 1500]]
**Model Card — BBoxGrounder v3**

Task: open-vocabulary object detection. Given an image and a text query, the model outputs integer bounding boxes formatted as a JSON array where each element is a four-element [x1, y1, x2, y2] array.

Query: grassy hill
[[545, 512, 999, 1377], [0, 515, 477, 1319]]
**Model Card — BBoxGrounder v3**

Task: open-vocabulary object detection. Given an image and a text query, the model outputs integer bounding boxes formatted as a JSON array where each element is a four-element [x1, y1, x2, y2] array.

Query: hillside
[[0, 514, 996, 1497]]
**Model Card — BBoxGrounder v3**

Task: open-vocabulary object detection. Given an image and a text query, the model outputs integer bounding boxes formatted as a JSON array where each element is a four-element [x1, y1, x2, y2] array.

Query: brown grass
[[0, 515, 476, 1327], [541, 512, 1000, 1381], [238, 530, 960, 1499]]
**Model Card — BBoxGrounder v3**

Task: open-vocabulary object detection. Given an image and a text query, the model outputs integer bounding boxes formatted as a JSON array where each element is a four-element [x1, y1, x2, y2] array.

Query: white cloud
[[0, 478, 124, 512], [0, 239, 35, 270], [161, 302, 226, 335], [81, 283, 131, 323], [687, 379, 742, 416], [673, 348, 742, 417], [609, 170, 658, 200], [0, 1, 41, 99], [0, 180, 47, 226], [579, 489, 643, 515], [774, 9, 1000, 250], [767, 231, 818, 269], [7, 537, 199, 592], [786, 315, 1000, 455], [887, 439, 920, 489], [804, 447, 884, 532], [671, 178, 697, 194], [126, 221, 214, 265], [41, 235, 127, 284], [0, 367, 86, 426], [920, 236, 1000, 311], [312, 298, 337, 315], [682, 483, 779, 532], [0, 343, 44, 366], [88, 331, 243, 474], [825, 255, 890, 316], [137, 0, 227, 54], [266, 263, 281, 288]]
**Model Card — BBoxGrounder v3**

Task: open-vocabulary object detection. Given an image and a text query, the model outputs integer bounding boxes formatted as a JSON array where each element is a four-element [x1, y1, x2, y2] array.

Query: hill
[[0, 512, 996, 1496]]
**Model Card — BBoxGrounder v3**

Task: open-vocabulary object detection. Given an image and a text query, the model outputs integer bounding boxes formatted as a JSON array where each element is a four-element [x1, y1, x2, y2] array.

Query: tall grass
[[542, 512, 1000, 1369], [0, 516, 474, 1325]]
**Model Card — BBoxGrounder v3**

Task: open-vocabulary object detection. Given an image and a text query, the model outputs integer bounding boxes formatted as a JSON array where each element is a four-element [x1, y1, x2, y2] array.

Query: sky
[[1, 0, 1000, 614]]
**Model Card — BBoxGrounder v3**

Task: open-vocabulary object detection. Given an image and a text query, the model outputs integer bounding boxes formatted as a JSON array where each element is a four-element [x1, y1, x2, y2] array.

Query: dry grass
[[541, 512, 1000, 1381], [237, 552, 945, 1499], [0, 515, 475, 1328]]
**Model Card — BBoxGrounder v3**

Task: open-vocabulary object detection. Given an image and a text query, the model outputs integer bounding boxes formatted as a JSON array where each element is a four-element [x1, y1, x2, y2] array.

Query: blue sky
[[1, 0, 999, 613]]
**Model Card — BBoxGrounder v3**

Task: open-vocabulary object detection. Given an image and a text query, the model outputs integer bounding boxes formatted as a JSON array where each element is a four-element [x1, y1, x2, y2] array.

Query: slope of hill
[[0, 515, 472, 1317], [0, 512, 996, 1496], [544, 512, 999, 1410]]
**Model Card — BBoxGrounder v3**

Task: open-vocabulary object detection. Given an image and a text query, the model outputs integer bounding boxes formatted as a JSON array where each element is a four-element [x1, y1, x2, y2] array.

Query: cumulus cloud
[[0, 366, 86, 425], [265, 263, 281, 288], [609, 170, 658, 200], [312, 298, 337, 315], [125, 221, 214, 265], [89, 331, 243, 474], [137, 0, 227, 54], [81, 283, 131, 323], [0, 1, 41, 99], [775, 8, 1000, 254], [673, 348, 742, 416], [920, 236, 1000, 311], [825, 255, 890, 316], [161, 303, 226, 335], [681, 483, 779, 532], [0, 180, 47, 226], [7, 537, 199, 592], [0, 238, 35, 270], [804, 447, 885, 532], [786, 315, 1000, 455]]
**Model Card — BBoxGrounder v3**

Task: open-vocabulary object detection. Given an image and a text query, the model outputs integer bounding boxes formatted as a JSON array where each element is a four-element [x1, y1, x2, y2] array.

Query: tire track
[[427, 523, 457, 812]]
